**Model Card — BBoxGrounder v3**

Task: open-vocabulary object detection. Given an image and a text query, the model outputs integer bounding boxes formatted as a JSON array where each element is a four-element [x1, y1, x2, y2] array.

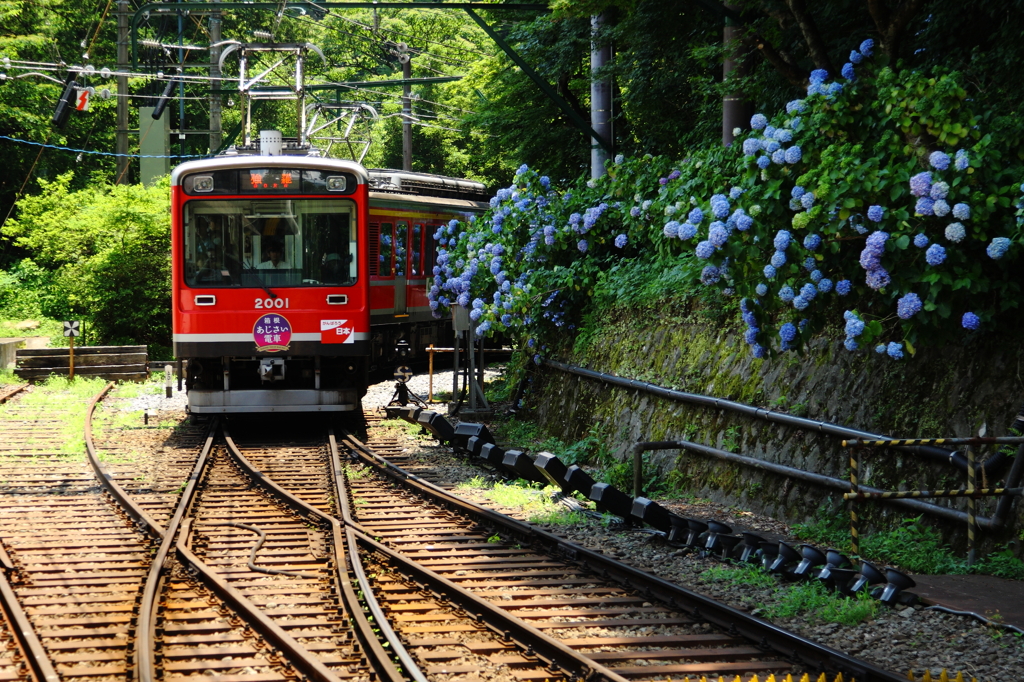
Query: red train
[[171, 134, 488, 413]]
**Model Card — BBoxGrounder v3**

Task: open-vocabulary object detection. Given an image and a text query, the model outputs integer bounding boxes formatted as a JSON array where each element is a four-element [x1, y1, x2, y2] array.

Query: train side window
[[410, 224, 423, 276], [395, 221, 408, 277], [378, 223, 394, 277]]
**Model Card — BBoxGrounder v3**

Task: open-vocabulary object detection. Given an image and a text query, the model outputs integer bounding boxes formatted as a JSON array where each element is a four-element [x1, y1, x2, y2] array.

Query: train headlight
[[193, 175, 214, 192], [326, 175, 347, 192]]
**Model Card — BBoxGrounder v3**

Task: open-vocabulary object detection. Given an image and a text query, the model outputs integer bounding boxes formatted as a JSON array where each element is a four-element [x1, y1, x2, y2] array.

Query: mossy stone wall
[[531, 317, 1024, 550]]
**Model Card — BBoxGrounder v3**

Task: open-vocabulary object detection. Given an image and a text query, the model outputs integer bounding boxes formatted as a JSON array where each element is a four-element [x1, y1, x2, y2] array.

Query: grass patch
[[454, 475, 491, 490]]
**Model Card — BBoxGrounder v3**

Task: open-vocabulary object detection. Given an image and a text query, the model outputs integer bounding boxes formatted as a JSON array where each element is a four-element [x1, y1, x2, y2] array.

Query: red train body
[[171, 144, 487, 413]]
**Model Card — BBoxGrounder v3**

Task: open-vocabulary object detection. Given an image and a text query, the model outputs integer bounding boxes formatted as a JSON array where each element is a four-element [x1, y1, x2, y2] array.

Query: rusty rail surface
[[337, 428, 907, 682]]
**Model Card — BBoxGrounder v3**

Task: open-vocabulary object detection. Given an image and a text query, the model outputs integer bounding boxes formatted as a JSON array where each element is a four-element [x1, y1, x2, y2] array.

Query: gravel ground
[[362, 367, 1024, 682]]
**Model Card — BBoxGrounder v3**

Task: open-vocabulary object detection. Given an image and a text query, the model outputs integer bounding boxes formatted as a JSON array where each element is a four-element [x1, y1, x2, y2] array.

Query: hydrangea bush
[[428, 40, 1024, 361]]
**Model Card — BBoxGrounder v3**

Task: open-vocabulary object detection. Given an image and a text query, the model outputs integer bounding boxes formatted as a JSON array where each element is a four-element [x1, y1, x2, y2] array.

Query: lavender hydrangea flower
[[860, 39, 874, 56], [779, 285, 795, 303], [779, 323, 797, 342], [955, 149, 969, 171], [614, 234, 627, 248], [677, 222, 698, 240], [929, 151, 951, 170], [774, 230, 792, 250], [930, 181, 949, 200], [818, 278, 833, 293], [945, 222, 966, 243], [914, 233, 929, 248], [630, 206, 641, 218], [841, 62, 855, 80], [867, 205, 884, 222], [763, 264, 777, 279], [663, 221, 679, 238], [952, 203, 971, 220], [771, 251, 787, 268], [915, 197, 935, 215], [785, 146, 803, 164], [757, 155, 771, 169], [804, 233, 821, 250], [987, 237, 1011, 259], [755, 283, 768, 296], [962, 312, 980, 330], [909, 172, 932, 197], [577, 239, 588, 253], [897, 292, 923, 319], [932, 199, 950, 217], [695, 241, 715, 259], [859, 231, 889, 270], [865, 267, 892, 290], [751, 113, 768, 130], [836, 279, 852, 295]]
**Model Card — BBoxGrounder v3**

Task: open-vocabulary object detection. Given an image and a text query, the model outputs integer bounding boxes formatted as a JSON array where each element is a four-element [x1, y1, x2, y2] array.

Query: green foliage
[[761, 580, 879, 626]]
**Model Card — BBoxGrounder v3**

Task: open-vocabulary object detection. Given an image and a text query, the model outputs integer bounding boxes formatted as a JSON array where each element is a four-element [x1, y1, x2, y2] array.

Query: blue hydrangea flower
[[774, 230, 792, 250], [709, 223, 729, 248], [763, 264, 777, 279], [688, 207, 704, 224], [577, 239, 588, 253], [793, 296, 809, 311], [763, 125, 777, 139], [779, 322, 797, 342], [962, 312, 980, 330], [841, 62, 855, 80], [742, 138, 762, 156], [952, 203, 971, 220], [849, 50, 863, 64], [677, 222, 698, 240], [695, 241, 715, 259], [791, 186, 806, 199], [914, 233, 929, 248], [786, 99, 807, 114], [457, 292, 470, 307], [800, 192, 815, 209], [757, 155, 771, 169], [945, 222, 966, 243], [755, 283, 768, 296], [774, 128, 793, 143], [925, 243, 946, 266], [737, 214, 754, 231], [743, 327, 760, 345], [807, 82, 824, 96], [987, 237, 1011, 259], [818, 278, 833, 293], [772, 149, 787, 164], [785, 146, 803, 164], [800, 283, 818, 301], [804, 233, 821, 250], [771, 251, 787, 268], [827, 82, 843, 97], [915, 197, 935, 216], [860, 39, 874, 56], [804, 256, 816, 271], [710, 195, 731, 218], [614, 234, 627, 248], [836, 279, 852, 295], [896, 292, 923, 319], [844, 338, 860, 351], [929, 151, 951, 171], [630, 206, 641, 218], [930, 181, 949, 200], [859, 231, 889, 270], [909, 171, 932, 197], [700, 265, 721, 285], [730, 186, 745, 200], [867, 205, 884, 222], [865, 268, 891, 290], [845, 315, 865, 338], [955, 149, 969, 171], [751, 343, 766, 359], [887, 342, 904, 360], [875, 344, 886, 354], [779, 285, 795, 303], [751, 113, 768, 130], [809, 69, 829, 83], [663, 221, 680, 238], [933, 199, 950, 217], [810, 269, 823, 283]]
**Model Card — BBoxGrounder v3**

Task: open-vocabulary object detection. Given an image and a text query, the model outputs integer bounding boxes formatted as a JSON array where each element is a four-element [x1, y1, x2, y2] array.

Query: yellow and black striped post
[[967, 445, 976, 567], [843, 487, 1022, 500], [842, 436, 1024, 447], [849, 447, 860, 555]]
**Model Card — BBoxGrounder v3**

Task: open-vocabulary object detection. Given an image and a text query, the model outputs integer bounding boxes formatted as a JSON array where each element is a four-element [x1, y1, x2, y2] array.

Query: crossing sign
[[63, 321, 81, 337], [394, 365, 413, 383]]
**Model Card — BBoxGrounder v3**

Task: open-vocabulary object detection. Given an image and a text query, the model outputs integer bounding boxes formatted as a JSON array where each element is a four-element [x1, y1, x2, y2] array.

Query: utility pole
[[401, 52, 412, 171], [115, 0, 130, 182], [209, 12, 222, 153], [721, 3, 751, 146], [590, 13, 612, 178]]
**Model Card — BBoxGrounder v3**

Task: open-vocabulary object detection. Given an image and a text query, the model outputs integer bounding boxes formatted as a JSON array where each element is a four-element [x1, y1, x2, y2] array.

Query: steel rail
[[337, 430, 908, 682], [0, 383, 28, 404], [221, 430, 411, 682], [84, 381, 164, 539], [0, 540, 60, 682]]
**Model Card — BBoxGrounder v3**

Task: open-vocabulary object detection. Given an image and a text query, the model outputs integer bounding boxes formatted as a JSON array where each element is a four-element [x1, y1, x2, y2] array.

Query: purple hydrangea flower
[[910, 172, 932, 197], [804, 233, 821, 250], [914, 233, 929, 248], [955, 149, 969, 171], [779, 323, 797, 342], [614, 234, 627, 248], [867, 205, 884, 222], [785, 146, 803, 164], [836, 279, 852, 295], [771, 251, 787, 268], [751, 113, 768, 130], [897, 292, 923, 319], [952, 203, 971, 220], [962, 312, 980, 330], [929, 151, 951, 171], [695, 241, 715, 259], [841, 62, 855, 80], [668, 169, 681, 180], [925, 243, 947, 266], [987, 237, 1011, 259], [677, 222, 698, 240], [945, 222, 966, 243]]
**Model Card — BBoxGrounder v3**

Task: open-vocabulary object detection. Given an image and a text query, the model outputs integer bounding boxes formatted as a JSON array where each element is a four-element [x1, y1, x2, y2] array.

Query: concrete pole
[[115, 0, 130, 182], [402, 57, 412, 171], [721, 6, 751, 146], [590, 13, 612, 179], [209, 13, 222, 153]]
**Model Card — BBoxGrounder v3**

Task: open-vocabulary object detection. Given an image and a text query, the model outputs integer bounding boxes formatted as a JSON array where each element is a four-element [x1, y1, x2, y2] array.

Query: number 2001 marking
[[255, 298, 289, 309]]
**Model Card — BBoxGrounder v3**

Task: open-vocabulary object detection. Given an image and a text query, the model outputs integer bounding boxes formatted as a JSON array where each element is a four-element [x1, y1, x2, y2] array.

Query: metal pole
[[69, 335, 75, 381], [177, 7, 185, 160], [209, 12, 223, 153], [590, 13, 612, 178], [115, 0, 130, 182], [452, 331, 460, 408], [428, 344, 434, 403], [721, 3, 750, 146], [849, 447, 860, 555], [402, 56, 412, 171], [468, 333, 477, 411], [967, 446, 977, 566]]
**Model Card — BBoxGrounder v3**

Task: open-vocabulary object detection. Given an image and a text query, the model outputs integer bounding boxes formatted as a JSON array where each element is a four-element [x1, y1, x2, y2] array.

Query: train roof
[[170, 155, 370, 187], [367, 169, 490, 203]]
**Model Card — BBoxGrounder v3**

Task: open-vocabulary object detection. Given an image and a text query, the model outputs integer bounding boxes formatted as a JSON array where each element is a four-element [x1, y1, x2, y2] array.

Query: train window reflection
[[183, 199, 358, 288]]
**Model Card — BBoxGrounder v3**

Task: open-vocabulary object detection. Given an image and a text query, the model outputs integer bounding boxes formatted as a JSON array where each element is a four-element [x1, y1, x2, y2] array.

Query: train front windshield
[[183, 199, 358, 287]]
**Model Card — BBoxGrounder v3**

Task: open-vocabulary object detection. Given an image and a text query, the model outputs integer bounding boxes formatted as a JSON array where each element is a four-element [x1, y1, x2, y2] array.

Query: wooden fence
[[15, 346, 149, 382]]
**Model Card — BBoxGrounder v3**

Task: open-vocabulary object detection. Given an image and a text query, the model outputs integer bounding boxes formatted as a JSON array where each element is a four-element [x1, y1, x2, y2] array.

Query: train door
[[394, 220, 408, 314]]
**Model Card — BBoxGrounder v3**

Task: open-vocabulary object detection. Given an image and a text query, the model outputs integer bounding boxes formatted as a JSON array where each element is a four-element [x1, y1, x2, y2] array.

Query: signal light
[[52, 72, 79, 128]]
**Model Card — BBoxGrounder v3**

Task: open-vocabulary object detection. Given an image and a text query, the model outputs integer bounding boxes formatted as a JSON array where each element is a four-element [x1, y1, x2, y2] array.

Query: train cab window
[[410, 224, 423, 277], [395, 222, 408, 277], [183, 198, 358, 288], [378, 223, 394, 277]]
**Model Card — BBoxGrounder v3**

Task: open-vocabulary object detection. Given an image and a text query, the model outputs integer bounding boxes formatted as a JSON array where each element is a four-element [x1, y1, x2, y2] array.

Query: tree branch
[[746, 33, 806, 86], [784, 0, 836, 74]]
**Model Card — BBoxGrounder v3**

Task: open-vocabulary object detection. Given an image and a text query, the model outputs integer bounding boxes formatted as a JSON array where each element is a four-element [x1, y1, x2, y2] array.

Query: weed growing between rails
[[454, 478, 588, 525], [1, 376, 110, 458]]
